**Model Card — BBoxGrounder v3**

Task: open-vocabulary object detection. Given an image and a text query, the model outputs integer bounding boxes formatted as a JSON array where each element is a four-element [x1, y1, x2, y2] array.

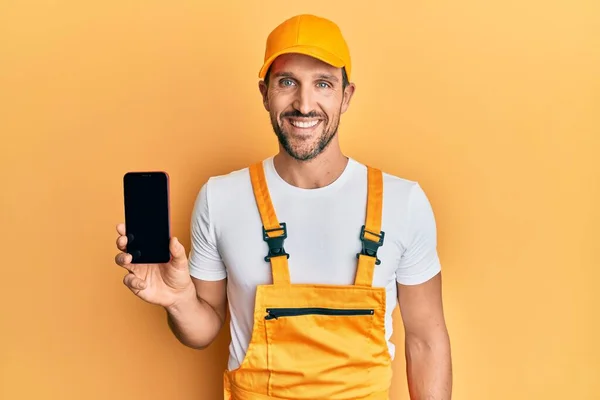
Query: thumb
[[169, 237, 188, 265]]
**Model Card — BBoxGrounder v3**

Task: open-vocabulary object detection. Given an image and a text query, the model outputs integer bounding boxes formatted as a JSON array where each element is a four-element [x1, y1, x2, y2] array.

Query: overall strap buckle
[[356, 225, 385, 265], [262, 222, 289, 262]]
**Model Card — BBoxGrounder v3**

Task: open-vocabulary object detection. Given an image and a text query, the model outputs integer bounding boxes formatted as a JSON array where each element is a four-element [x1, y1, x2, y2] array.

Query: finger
[[115, 252, 134, 272], [169, 237, 188, 267], [116, 223, 126, 236], [116, 234, 128, 251], [123, 273, 147, 292]]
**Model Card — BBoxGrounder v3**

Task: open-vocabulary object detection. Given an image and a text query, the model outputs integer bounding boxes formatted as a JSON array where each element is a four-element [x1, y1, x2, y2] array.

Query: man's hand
[[114, 222, 227, 349], [114, 223, 196, 309]]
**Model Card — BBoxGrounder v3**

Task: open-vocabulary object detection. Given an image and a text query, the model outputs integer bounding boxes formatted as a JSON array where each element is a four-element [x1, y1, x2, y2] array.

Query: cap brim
[[258, 45, 346, 79]]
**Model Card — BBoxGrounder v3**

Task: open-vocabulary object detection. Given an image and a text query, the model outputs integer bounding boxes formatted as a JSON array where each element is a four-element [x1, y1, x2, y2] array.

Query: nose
[[293, 84, 315, 116]]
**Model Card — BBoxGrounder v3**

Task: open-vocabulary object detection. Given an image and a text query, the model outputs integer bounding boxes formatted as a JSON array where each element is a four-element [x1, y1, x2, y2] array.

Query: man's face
[[259, 53, 355, 161]]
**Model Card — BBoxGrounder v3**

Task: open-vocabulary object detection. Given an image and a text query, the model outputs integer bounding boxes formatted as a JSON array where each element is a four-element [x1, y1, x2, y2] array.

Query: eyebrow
[[315, 73, 339, 82], [272, 71, 294, 79], [272, 71, 339, 82]]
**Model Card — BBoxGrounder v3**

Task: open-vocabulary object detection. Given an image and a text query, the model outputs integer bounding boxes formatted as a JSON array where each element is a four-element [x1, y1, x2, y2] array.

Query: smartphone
[[123, 171, 171, 264]]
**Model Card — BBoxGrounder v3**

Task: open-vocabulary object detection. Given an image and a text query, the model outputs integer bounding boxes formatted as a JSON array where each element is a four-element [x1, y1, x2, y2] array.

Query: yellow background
[[1, 1, 598, 399]]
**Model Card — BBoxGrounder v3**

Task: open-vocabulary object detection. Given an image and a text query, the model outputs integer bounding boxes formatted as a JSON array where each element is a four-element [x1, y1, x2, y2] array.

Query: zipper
[[265, 307, 374, 320]]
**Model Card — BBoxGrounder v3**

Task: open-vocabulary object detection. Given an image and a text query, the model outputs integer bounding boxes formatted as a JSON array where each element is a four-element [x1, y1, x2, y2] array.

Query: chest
[[214, 196, 403, 289]]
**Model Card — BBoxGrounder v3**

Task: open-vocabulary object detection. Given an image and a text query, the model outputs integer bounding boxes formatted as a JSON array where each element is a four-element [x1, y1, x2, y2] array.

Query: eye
[[280, 78, 295, 87], [317, 81, 331, 88]]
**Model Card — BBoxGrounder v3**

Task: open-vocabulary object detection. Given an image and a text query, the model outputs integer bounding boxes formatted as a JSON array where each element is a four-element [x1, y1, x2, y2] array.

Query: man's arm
[[398, 272, 452, 399], [166, 276, 227, 350], [166, 178, 228, 349]]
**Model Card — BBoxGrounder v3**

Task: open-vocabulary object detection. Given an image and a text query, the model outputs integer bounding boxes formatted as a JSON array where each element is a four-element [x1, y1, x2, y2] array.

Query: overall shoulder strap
[[249, 161, 291, 285], [354, 166, 385, 287]]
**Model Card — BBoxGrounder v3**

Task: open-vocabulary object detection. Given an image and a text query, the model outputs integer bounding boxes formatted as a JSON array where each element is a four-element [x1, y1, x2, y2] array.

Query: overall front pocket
[[263, 306, 383, 399], [265, 307, 375, 320]]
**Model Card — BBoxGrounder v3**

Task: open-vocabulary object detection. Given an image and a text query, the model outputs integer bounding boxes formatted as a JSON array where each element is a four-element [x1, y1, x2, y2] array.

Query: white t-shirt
[[188, 156, 442, 371]]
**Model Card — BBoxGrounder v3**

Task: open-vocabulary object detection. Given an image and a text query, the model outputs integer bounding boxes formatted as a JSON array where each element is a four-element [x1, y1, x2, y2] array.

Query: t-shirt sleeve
[[395, 182, 442, 285], [188, 180, 227, 281]]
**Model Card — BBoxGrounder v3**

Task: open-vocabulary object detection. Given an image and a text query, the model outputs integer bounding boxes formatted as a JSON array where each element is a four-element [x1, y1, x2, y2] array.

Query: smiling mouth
[[287, 119, 321, 129]]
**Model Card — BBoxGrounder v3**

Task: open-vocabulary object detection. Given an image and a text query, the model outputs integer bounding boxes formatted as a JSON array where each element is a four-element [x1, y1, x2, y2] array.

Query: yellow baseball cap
[[258, 14, 351, 80]]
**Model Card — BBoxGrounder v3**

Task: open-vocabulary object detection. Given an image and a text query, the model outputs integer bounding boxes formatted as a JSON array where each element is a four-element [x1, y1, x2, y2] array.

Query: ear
[[340, 82, 356, 114], [258, 80, 270, 111]]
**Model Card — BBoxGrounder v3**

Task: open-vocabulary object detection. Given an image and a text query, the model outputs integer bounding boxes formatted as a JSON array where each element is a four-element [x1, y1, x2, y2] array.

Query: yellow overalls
[[223, 161, 393, 400]]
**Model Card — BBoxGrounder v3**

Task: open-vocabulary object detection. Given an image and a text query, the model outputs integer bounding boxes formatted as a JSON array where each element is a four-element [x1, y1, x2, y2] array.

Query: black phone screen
[[123, 172, 171, 264]]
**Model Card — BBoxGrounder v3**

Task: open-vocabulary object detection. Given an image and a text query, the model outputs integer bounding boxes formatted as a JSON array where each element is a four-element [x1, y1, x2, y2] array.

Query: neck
[[273, 144, 349, 189]]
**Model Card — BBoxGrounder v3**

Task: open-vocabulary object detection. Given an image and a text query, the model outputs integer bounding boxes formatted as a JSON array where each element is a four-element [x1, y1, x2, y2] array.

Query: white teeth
[[290, 119, 319, 128]]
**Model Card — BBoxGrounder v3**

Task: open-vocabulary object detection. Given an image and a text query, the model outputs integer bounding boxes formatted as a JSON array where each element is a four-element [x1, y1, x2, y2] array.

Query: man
[[115, 14, 452, 400]]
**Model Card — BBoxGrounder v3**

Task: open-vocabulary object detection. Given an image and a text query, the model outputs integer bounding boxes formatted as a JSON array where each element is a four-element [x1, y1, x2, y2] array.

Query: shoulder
[[381, 167, 437, 223], [354, 158, 438, 232], [191, 165, 247, 213], [358, 164, 441, 284], [205, 164, 251, 194], [191, 159, 269, 228], [353, 158, 424, 204], [383, 171, 420, 198], [198, 159, 268, 207]]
